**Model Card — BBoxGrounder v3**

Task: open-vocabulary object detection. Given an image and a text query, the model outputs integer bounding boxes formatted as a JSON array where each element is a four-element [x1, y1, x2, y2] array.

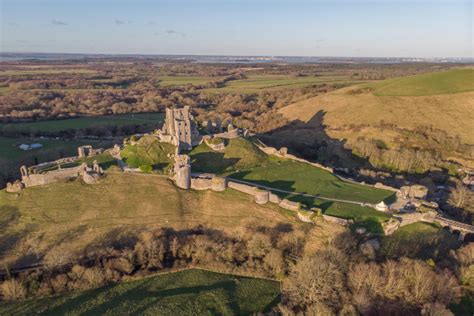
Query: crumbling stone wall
[[255, 142, 334, 173], [322, 214, 352, 226]]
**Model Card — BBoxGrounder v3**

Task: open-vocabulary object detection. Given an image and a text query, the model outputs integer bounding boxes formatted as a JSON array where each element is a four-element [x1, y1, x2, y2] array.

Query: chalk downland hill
[[278, 68, 474, 167], [280, 69, 474, 144]]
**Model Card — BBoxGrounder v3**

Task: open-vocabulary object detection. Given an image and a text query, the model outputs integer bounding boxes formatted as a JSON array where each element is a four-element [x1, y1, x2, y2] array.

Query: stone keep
[[174, 154, 191, 189], [163, 106, 201, 151]]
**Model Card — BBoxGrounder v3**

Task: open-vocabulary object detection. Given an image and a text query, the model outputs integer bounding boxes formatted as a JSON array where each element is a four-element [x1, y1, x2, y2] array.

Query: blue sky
[[1, 0, 473, 57]]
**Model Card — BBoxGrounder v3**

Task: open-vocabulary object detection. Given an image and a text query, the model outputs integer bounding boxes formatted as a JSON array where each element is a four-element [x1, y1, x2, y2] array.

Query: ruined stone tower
[[163, 106, 201, 151], [173, 154, 191, 189]]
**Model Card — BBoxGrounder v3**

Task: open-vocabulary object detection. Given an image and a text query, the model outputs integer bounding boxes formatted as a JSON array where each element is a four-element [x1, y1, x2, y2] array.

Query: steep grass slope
[[278, 68, 474, 168]]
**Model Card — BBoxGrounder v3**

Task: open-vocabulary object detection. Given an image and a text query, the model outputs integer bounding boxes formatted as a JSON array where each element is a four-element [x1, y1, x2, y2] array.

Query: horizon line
[[1, 51, 473, 61]]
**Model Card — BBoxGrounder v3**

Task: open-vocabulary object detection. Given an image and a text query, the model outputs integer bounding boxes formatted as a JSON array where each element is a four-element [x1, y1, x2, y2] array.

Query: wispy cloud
[[115, 19, 133, 26], [51, 19, 68, 26], [164, 29, 186, 37]]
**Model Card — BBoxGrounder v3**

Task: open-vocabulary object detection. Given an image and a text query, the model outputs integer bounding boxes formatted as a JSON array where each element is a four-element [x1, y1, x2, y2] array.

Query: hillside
[[368, 68, 474, 96], [0, 269, 280, 315], [277, 68, 474, 169], [0, 172, 298, 269]]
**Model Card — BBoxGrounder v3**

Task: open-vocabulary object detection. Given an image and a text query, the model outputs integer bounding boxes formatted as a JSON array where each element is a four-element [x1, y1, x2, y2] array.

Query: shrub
[[82, 267, 105, 288], [139, 164, 153, 173], [1, 279, 27, 300]]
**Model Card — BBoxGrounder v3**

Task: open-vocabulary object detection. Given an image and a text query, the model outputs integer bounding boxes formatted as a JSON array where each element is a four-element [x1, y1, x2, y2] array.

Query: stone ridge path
[[226, 177, 374, 207]]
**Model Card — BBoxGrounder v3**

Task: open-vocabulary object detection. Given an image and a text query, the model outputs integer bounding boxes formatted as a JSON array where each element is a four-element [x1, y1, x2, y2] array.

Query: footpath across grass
[[0, 269, 281, 315]]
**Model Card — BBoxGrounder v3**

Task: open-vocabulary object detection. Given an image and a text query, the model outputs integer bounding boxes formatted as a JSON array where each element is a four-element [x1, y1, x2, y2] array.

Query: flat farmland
[[0, 113, 164, 134], [157, 75, 221, 86], [203, 74, 362, 93]]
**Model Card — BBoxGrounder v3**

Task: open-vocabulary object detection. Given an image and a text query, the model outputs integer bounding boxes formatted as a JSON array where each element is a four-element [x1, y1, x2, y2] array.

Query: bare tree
[[449, 182, 470, 208]]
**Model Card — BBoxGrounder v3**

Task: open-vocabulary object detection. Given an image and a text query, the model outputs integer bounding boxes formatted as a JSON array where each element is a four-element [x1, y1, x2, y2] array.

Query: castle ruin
[[173, 153, 191, 189], [161, 106, 201, 151]]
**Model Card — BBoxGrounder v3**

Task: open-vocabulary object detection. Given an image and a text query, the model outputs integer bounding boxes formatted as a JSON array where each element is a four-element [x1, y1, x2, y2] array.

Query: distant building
[[19, 143, 43, 151]]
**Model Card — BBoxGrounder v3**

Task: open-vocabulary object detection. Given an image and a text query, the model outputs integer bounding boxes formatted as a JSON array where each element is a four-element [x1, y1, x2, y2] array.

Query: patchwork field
[[0, 113, 164, 134], [0, 172, 298, 268], [157, 75, 220, 86], [203, 74, 361, 93], [0, 68, 97, 76], [0, 269, 280, 315]]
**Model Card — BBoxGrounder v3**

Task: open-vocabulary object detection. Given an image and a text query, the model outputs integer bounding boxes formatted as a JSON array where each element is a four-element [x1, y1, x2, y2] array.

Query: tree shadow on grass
[[45, 277, 250, 315]]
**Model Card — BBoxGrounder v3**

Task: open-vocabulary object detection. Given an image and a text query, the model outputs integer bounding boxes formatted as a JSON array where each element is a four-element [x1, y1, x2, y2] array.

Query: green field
[[0, 269, 280, 315], [189, 138, 393, 232], [121, 135, 175, 171], [0, 113, 164, 134], [203, 74, 359, 93], [369, 68, 474, 96], [380, 222, 461, 260], [0, 137, 113, 163], [0, 68, 97, 76], [190, 139, 393, 204], [157, 75, 220, 86]]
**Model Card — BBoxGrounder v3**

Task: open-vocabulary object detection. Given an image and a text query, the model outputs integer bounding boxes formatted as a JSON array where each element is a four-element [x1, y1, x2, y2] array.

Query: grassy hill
[[277, 68, 474, 168], [0, 269, 280, 315], [191, 139, 393, 204], [0, 172, 297, 268], [368, 68, 474, 96], [190, 138, 393, 232]]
